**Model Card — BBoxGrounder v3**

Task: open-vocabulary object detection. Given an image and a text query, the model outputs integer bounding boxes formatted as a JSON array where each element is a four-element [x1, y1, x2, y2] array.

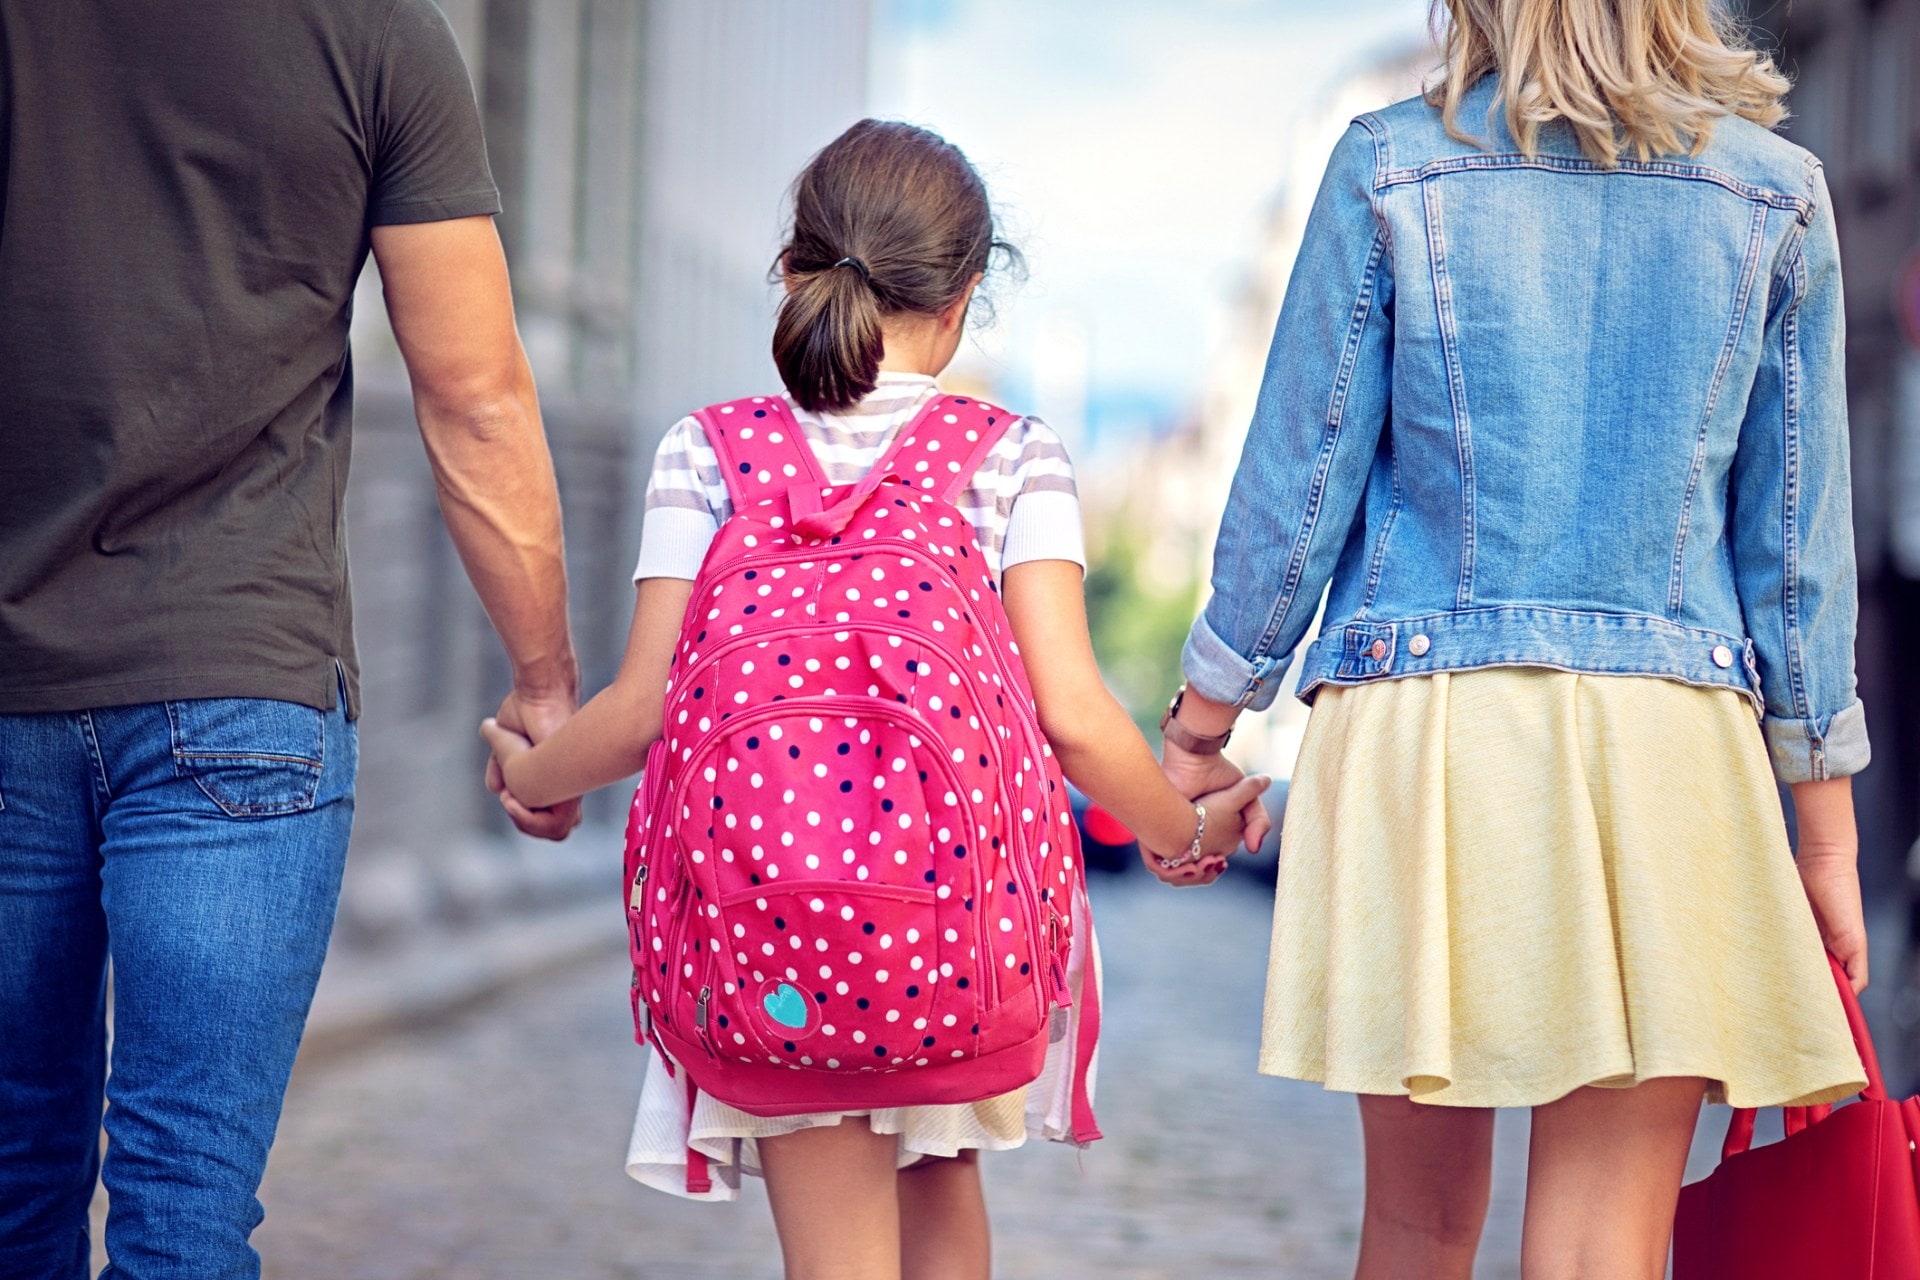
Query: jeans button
[[1368, 639, 1388, 661], [1408, 634, 1431, 658], [1711, 644, 1734, 669]]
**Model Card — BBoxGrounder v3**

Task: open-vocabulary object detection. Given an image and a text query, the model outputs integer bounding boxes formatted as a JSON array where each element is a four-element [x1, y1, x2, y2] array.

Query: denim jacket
[[1183, 78, 1868, 784]]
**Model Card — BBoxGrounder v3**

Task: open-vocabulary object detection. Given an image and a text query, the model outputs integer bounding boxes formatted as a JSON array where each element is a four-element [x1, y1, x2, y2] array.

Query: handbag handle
[[1722, 952, 1882, 1159]]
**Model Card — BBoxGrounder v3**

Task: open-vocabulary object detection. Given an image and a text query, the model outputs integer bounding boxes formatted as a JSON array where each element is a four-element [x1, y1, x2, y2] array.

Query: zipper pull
[[629, 862, 649, 911], [695, 984, 713, 1030], [1047, 912, 1073, 1005]]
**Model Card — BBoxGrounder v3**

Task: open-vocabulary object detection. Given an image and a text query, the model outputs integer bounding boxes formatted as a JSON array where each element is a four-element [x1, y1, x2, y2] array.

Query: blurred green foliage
[[1083, 520, 1201, 735]]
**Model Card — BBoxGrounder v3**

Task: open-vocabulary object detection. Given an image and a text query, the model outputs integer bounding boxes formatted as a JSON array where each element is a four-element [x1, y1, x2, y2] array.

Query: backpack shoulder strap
[[695, 397, 826, 510], [872, 394, 1017, 504]]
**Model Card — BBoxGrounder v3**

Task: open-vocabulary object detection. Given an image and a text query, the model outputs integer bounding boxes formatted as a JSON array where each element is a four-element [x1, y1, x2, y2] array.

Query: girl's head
[[774, 120, 1014, 413], [1429, 0, 1790, 166]]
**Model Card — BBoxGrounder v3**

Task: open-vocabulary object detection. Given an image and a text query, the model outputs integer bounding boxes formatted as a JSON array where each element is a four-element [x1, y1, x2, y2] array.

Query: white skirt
[[626, 898, 1100, 1202]]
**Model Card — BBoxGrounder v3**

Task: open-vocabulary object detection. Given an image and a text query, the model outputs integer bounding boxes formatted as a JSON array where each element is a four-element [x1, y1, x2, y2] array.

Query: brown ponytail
[[774, 119, 1016, 413]]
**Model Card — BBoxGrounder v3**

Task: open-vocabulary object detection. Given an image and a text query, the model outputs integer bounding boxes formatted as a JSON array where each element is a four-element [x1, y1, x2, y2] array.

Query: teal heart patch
[[763, 983, 809, 1030]]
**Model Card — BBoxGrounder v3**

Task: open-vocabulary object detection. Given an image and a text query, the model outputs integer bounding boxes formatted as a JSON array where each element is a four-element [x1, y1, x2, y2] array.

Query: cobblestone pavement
[[234, 871, 1729, 1278]]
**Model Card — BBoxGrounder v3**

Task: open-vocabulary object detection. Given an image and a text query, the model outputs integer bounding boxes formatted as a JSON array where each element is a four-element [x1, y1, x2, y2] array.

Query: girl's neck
[[876, 330, 946, 379], [875, 308, 960, 379]]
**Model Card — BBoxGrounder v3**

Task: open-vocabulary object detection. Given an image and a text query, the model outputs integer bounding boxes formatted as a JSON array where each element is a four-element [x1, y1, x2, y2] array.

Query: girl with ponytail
[[480, 118, 1267, 1279]]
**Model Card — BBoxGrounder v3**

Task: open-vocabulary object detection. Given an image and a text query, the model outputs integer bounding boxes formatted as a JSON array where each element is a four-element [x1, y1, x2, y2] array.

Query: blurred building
[[321, 1, 870, 1005], [1739, 0, 1920, 1073]]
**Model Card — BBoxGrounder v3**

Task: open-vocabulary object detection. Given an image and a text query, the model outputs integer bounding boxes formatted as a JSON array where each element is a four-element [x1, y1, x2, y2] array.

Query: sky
[[870, 0, 1433, 452]]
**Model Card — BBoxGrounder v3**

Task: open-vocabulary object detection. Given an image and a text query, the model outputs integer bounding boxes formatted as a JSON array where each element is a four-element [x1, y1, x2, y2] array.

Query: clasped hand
[[482, 689, 580, 841], [1142, 745, 1275, 888]]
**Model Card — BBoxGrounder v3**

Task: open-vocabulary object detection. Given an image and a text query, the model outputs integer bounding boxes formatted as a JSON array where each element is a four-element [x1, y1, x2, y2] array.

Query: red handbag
[[1673, 954, 1920, 1278]]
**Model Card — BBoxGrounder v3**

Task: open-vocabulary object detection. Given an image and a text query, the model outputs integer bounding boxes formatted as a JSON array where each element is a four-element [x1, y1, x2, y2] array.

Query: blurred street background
[[87, 0, 1920, 1274]]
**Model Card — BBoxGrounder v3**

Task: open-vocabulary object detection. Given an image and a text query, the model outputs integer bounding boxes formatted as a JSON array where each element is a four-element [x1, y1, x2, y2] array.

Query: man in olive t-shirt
[[0, 4, 579, 1276]]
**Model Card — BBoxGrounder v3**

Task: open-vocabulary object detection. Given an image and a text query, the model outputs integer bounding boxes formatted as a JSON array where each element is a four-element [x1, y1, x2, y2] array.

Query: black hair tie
[[832, 256, 872, 286]]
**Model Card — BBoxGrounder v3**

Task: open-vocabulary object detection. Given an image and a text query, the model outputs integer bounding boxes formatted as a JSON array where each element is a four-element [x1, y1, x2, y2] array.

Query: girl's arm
[[481, 576, 694, 810], [1001, 559, 1269, 883]]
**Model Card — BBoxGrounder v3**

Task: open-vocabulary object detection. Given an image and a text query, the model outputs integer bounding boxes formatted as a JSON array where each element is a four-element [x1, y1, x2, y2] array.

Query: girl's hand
[[479, 717, 536, 801], [1792, 777, 1867, 993], [1139, 774, 1271, 887]]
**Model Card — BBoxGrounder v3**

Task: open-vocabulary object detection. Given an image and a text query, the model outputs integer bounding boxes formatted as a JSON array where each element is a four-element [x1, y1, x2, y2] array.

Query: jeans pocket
[[167, 698, 326, 818]]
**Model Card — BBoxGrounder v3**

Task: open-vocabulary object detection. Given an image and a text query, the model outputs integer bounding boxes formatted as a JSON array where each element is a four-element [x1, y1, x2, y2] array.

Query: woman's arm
[[1793, 776, 1868, 993], [1183, 120, 1392, 714], [1728, 164, 1869, 785], [481, 576, 694, 810], [1002, 559, 1269, 883]]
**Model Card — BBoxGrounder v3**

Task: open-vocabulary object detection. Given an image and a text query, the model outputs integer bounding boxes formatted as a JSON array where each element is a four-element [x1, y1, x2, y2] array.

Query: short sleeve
[[367, 0, 502, 227], [998, 416, 1085, 571], [634, 417, 729, 582]]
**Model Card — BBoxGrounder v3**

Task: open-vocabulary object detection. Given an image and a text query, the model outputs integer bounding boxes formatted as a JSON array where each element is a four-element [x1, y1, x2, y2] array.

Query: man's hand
[[486, 688, 581, 840]]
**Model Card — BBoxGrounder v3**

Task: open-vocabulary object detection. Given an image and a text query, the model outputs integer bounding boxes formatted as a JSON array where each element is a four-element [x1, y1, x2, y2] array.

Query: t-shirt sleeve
[[634, 416, 731, 582], [998, 415, 1086, 572], [366, 0, 502, 226]]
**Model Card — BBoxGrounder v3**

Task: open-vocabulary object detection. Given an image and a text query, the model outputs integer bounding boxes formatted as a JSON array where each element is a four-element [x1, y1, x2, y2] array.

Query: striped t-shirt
[[634, 373, 1084, 583]]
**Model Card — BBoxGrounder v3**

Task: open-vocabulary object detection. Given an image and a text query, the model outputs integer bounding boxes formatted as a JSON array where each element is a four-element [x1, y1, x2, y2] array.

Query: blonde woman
[[1162, 3, 1870, 1276]]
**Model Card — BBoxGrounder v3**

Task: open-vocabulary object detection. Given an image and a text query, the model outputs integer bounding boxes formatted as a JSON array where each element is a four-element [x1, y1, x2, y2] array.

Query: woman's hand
[[1139, 774, 1271, 887], [1792, 777, 1867, 993], [1160, 740, 1274, 855]]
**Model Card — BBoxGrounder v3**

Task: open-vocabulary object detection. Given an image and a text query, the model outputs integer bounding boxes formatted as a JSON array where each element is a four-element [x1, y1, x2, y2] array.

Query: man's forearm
[[417, 382, 576, 698]]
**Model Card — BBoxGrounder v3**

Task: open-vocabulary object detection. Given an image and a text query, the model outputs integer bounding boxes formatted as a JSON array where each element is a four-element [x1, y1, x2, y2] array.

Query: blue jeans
[[0, 693, 356, 1279]]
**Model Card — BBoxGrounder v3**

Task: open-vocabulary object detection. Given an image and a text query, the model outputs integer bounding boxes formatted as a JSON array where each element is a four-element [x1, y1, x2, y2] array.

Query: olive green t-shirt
[[0, 0, 501, 716]]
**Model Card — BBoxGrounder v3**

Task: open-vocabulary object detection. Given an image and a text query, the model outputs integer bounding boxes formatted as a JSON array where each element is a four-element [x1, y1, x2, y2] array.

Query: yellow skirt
[[1262, 668, 1866, 1109]]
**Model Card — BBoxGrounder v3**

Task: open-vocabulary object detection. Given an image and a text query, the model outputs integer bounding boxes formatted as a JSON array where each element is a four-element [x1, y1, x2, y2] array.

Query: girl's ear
[[940, 272, 985, 333]]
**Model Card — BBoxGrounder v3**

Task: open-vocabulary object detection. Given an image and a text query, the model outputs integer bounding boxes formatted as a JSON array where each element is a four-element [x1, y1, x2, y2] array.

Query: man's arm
[[371, 215, 580, 837]]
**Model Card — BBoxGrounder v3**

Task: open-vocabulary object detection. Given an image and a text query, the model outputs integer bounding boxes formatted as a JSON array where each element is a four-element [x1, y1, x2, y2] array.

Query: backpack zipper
[[694, 981, 714, 1055]]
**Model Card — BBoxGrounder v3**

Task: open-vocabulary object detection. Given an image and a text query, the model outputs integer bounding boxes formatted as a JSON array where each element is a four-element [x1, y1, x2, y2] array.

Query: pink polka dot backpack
[[624, 392, 1100, 1189]]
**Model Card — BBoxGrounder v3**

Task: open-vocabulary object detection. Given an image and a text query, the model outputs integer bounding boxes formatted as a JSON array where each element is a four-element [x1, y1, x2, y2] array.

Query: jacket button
[[1368, 639, 1388, 661], [1408, 634, 1431, 657], [1711, 644, 1734, 669]]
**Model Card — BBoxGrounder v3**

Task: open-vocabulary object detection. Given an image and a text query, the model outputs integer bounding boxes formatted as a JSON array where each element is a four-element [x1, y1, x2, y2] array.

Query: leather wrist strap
[[1160, 687, 1232, 756]]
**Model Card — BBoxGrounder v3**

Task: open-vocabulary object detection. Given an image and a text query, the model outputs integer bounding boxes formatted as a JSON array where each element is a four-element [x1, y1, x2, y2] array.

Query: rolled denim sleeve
[[1730, 163, 1870, 783], [1183, 120, 1394, 709]]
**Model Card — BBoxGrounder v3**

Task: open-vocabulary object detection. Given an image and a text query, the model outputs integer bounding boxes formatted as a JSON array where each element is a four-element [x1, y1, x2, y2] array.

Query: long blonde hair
[[1428, 0, 1792, 166]]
